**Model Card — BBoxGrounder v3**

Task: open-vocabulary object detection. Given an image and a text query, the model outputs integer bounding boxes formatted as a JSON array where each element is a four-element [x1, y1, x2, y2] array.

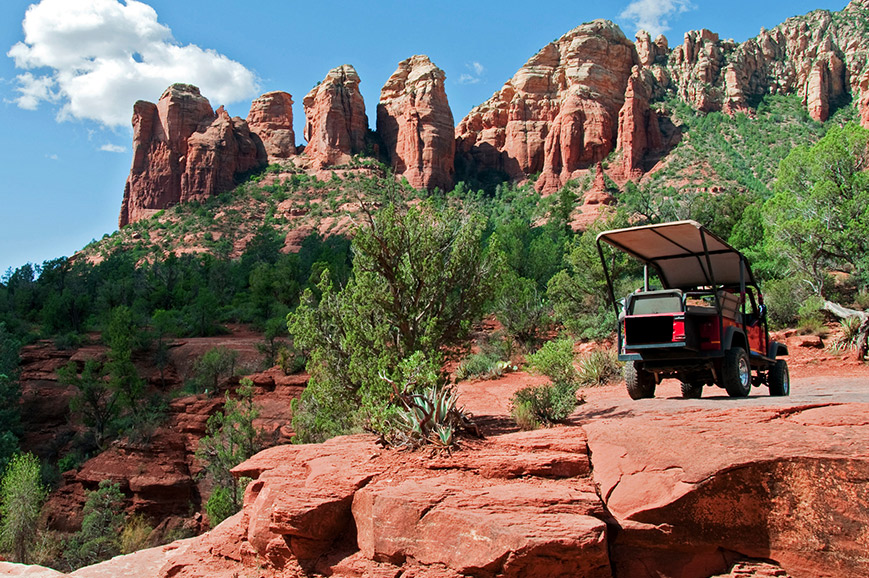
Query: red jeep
[[596, 220, 789, 399]]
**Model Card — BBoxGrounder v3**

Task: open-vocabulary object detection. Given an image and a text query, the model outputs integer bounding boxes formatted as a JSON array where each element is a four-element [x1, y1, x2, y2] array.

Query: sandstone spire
[[302, 65, 368, 168], [377, 55, 455, 191]]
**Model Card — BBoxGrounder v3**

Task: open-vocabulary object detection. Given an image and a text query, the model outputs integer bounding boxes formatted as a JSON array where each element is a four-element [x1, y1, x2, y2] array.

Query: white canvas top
[[596, 220, 753, 289]]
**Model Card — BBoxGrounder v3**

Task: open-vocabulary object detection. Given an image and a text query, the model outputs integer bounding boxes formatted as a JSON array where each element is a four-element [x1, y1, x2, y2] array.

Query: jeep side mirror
[[759, 304, 767, 319]]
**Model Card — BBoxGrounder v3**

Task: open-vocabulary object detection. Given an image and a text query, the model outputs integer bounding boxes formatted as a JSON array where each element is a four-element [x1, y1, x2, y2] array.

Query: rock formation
[[157, 384, 869, 578], [117, 2, 869, 225], [302, 65, 368, 169], [183, 107, 264, 205], [119, 84, 267, 227], [377, 55, 455, 191], [455, 20, 638, 194], [663, 5, 865, 122], [246, 91, 296, 161], [616, 67, 663, 178]]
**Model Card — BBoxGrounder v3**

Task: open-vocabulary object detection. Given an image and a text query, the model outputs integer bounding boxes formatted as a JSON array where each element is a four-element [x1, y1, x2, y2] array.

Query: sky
[[0, 0, 851, 275]]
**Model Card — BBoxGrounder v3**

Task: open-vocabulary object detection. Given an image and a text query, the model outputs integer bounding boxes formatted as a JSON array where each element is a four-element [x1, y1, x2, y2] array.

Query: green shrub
[[495, 272, 551, 343], [455, 351, 513, 381], [0, 452, 47, 563], [288, 202, 498, 443], [510, 338, 585, 429], [204, 480, 249, 528], [276, 346, 306, 375], [510, 399, 540, 430], [763, 277, 812, 328], [577, 349, 621, 387], [797, 295, 828, 336], [190, 347, 239, 394], [120, 514, 153, 554], [63, 480, 125, 571], [196, 379, 266, 525], [526, 339, 579, 388], [509, 382, 579, 429]]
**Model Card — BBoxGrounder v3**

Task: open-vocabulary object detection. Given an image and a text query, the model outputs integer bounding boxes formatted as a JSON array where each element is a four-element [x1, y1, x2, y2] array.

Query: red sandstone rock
[[182, 108, 265, 205], [120, 84, 267, 227], [353, 476, 609, 577], [668, 9, 860, 122], [161, 429, 609, 578], [455, 20, 637, 193], [617, 67, 663, 178], [583, 403, 869, 578], [246, 91, 296, 161], [302, 65, 368, 169], [377, 55, 455, 191]]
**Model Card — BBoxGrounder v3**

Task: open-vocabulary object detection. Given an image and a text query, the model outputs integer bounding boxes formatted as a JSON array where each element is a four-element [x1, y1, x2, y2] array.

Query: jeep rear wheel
[[625, 362, 656, 399], [768, 359, 790, 396], [723, 347, 751, 398], [680, 381, 703, 399]]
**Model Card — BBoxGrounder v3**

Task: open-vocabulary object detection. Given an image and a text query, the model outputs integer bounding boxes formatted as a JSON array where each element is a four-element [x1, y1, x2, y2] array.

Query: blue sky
[[0, 0, 849, 274]]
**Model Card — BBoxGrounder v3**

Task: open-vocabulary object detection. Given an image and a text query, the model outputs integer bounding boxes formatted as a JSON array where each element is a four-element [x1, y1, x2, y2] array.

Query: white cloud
[[458, 61, 485, 85], [620, 0, 694, 38], [99, 143, 126, 153], [45, 153, 58, 160], [8, 0, 258, 127], [11, 72, 58, 109]]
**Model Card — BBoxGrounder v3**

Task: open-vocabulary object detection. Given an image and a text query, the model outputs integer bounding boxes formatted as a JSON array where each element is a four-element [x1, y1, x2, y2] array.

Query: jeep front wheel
[[722, 347, 751, 398], [625, 362, 656, 399], [768, 359, 790, 396]]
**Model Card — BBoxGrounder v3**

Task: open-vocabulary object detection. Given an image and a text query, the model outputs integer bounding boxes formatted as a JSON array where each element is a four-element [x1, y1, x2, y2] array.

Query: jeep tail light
[[672, 316, 686, 341]]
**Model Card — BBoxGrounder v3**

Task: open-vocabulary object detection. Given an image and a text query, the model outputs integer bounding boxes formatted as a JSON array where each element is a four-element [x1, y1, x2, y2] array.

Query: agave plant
[[830, 316, 863, 352], [380, 371, 476, 452]]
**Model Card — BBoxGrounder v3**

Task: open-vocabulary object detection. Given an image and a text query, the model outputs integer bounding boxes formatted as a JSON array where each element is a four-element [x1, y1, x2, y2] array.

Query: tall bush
[[0, 453, 47, 563], [289, 201, 499, 442]]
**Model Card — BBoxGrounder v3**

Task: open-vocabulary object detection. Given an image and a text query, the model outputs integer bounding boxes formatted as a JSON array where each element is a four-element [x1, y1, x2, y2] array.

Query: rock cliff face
[[664, 3, 868, 122], [377, 55, 455, 191], [183, 107, 265, 205], [302, 65, 369, 169], [119, 84, 267, 227], [118, 2, 869, 223], [455, 20, 638, 193], [246, 91, 296, 161]]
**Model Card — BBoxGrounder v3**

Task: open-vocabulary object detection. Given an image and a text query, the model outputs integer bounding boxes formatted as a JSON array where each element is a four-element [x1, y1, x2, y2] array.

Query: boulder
[[246, 91, 296, 161], [302, 65, 368, 168], [583, 403, 869, 578], [377, 55, 455, 191]]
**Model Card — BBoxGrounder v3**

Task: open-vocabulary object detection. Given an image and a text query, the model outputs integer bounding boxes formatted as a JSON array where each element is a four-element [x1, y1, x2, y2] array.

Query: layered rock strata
[[455, 20, 638, 193], [302, 65, 369, 169], [246, 91, 296, 161], [119, 84, 266, 227], [377, 55, 455, 191]]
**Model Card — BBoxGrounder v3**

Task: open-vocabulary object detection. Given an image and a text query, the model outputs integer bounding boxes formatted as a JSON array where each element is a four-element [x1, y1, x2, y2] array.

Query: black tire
[[722, 347, 751, 398], [625, 362, 656, 400], [768, 359, 790, 396], [680, 381, 703, 399]]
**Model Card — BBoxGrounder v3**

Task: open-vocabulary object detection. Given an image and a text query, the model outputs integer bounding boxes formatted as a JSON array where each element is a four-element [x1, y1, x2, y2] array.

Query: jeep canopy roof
[[595, 220, 755, 290]]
